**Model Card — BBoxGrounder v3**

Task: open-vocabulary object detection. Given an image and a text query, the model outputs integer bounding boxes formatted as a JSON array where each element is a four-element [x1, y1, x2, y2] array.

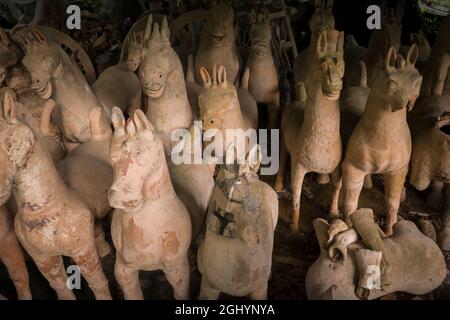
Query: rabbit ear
[[111, 107, 126, 138]]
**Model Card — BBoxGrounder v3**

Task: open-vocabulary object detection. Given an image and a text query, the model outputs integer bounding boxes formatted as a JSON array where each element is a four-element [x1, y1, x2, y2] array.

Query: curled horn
[[0, 27, 10, 46], [144, 14, 153, 43]]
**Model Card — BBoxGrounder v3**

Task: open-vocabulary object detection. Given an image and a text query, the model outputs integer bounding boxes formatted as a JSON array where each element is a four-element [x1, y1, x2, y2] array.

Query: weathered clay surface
[[4, 67, 65, 162], [306, 208, 446, 300], [197, 145, 278, 299], [92, 63, 142, 118], [13, 27, 109, 146], [340, 46, 422, 236], [246, 9, 279, 129], [0, 205, 31, 300], [275, 29, 344, 231], [0, 92, 111, 300], [138, 16, 194, 156], [109, 108, 191, 300], [198, 64, 258, 162], [195, 0, 240, 85]]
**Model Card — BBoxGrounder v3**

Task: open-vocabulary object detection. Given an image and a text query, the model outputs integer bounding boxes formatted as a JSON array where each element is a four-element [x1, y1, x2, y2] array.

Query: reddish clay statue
[[198, 64, 258, 160], [139, 16, 194, 156], [195, 0, 241, 85], [246, 9, 280, 129], [109, 108, 191, 300], [275, 29, 345, 231], [13, 27, 110, 147], [340, 46, 422, 236], [197, 145, 278, 299], [0, 92, 112, 300], [5, 68, 65, 162], [0, 205, 31, 300], [306, 208, 446, 300]]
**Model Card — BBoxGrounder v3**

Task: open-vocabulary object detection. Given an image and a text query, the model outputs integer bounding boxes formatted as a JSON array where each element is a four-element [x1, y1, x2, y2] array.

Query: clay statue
[[340, 45, 422, 236], [139, 16, 194, 156], [195, 0, 241, 85], [410, 113, 450, 250], [0, 26, 22, 86], [13, 27, 110, 147], [198, 64, 258, 161], [274, 29, 345, 232], [293, 0, 335, 87], [109, 108, 191, 300], [197, 145, 278, 299], [124, 31, 144, 72], [5, 67, 65, 162], [246, 8, 280, 129], [441, 187, 450, 251], [92, 63, 142, 118], [306, 208, 446, 300], [0, 205, 31, 300], [0, 92, 112, 300]]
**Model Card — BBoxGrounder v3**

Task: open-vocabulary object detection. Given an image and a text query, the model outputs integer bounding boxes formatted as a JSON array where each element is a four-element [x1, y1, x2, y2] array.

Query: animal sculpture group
[[0, 0, 448, 301]]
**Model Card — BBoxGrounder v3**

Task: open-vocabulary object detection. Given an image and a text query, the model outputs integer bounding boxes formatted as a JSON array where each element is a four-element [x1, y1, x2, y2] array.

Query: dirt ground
[[0, 171, 449, 300]]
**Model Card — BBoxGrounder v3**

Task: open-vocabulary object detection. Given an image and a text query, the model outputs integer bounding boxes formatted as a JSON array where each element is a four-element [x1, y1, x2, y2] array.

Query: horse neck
[[362, 91, 408, 134], [13, 141, 67, 217], [51, 45, 98, 107], [303, 72, 340, 134], [142, 160, 176, 203]]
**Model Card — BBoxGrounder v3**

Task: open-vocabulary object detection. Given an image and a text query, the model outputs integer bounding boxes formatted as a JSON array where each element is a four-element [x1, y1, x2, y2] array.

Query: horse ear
[[263, 9, 270, 23], [144, 14, 153, 44], [30, 29, 47, 45], [0, 26, 10, 46], [111, 107, 126, 138], [326, 0, 334, 12], [406, 43, 419, 66], [316, 30, 327, 57], [3, 89, 17, 124], [217, 65, 227, 87], [385, 47, 397, 70], [337, 31, 344, 55], [161, 16, 170, 42], [200, 66, 212, 88], [250, 9, 257, 24], [133, 109, 154, 132]]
